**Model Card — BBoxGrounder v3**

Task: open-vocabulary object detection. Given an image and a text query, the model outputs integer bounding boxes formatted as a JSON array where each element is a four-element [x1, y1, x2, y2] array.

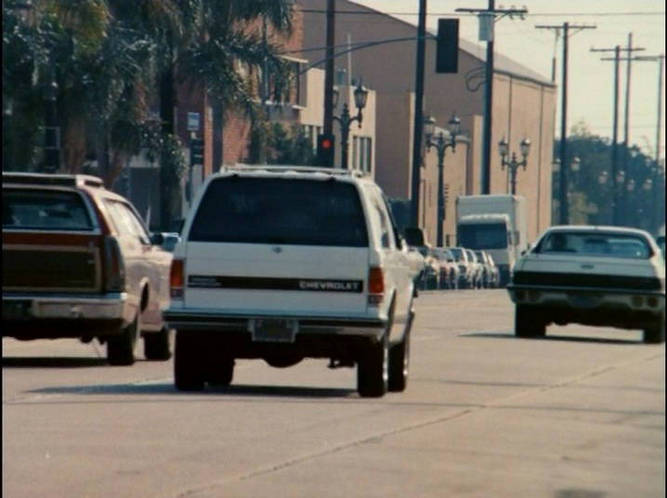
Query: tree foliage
[[3, 0, 294, 188], [555, 121, 665, 235]]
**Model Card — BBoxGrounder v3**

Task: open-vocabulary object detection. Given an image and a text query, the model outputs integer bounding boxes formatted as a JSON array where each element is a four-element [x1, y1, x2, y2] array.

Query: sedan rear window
[[3, 190, 94, 231], [537, 232, 651, 259], [188, 177, 369, 247]]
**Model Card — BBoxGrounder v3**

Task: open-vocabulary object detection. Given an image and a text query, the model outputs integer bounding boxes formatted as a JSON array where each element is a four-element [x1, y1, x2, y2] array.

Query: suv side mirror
[[404, 227, 426, 246]]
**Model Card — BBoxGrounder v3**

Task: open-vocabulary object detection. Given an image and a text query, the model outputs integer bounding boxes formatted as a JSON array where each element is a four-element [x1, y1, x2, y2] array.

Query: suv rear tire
[[515, 305, 546, 338], [388, 331, 410, 392], [357, 333, 389, 398], [174, 332, 205, 391], [206, 356, 235, 386]]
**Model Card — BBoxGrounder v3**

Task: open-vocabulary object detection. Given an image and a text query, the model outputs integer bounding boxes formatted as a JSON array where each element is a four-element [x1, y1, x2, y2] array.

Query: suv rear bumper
[[2, 292, 134, 338], [163, 309, 387, 341]]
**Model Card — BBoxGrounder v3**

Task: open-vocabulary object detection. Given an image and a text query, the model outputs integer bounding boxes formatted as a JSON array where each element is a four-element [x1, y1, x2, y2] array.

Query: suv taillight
[[368, 267, 384, 306], [170, 259, 184, 299], [103, 236, 125, 292]]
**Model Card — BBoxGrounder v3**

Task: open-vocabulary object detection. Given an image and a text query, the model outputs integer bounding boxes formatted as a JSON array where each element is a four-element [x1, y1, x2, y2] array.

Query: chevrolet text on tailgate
[[2, 172, 173, 364], [164, 165, 417, 397]]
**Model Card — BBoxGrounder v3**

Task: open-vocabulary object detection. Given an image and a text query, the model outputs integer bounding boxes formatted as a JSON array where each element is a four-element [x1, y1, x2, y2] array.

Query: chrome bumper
[[2, 292, 133, 323], [163, 309, 387, 340]]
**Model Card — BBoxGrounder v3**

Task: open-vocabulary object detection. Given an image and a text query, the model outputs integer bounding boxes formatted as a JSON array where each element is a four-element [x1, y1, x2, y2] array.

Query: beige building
[[300, 0, 557, 244]]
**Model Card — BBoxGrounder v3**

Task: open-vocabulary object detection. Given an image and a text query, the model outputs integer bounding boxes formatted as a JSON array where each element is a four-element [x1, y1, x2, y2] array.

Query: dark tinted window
[[189, 177, 369, 247], [458, 223, 508, 249], [3, 189, 94, 230]]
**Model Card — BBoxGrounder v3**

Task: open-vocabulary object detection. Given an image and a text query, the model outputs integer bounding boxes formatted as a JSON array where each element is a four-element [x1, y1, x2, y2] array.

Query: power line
[[300, 9, 665, 17]]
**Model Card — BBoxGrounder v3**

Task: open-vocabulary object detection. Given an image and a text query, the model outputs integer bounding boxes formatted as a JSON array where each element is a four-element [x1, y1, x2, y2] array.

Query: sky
[[353, 0, 666, 163]]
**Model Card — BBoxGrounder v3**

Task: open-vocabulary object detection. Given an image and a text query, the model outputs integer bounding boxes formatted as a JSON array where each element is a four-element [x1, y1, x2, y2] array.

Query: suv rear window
[[188, 177, 369, 247], [3, 189, 94, 231]]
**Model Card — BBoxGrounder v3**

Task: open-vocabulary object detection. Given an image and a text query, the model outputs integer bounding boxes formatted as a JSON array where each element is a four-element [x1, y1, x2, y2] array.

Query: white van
[[163, 165, 417, 397]]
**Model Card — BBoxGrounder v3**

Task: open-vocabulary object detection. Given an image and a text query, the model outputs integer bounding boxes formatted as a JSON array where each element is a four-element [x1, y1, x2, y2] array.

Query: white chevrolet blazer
[[164, 165, 417, 397]]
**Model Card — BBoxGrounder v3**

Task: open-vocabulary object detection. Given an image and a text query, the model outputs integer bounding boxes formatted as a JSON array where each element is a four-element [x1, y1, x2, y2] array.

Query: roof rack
[[222, 164, 368, 178], [2, 172, 105, 189]]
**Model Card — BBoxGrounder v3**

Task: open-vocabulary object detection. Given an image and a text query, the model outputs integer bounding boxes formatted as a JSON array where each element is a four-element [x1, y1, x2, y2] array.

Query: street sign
[[187, 112, 200, 132]]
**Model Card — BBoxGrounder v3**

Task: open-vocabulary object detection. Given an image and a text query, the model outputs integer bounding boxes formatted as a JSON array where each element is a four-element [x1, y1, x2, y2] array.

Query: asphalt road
[[3, 289, 665, 498]]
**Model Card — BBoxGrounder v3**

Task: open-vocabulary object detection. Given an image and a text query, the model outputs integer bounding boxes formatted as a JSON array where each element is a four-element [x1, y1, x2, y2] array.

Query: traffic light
[[190, 138, 204, 166], [436, 19, 459, 74], [317, 133, 335, 167]]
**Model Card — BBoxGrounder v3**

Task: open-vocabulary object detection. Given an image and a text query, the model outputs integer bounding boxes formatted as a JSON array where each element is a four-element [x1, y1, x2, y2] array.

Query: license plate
[[2, 300, 32, 319], [569, 293, 600, 309], [250, 319, 298, 343]]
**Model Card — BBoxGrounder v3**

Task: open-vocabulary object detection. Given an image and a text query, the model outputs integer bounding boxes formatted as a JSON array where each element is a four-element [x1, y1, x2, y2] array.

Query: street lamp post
[[42, 72, 60, 173], [332, 82, 369, 169], [424, 114, 461, 247], [498, 137, 531, 195]]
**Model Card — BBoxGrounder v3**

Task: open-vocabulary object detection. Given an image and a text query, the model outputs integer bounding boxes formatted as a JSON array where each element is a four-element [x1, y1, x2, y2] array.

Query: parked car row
[[411, 244, 500, 290]]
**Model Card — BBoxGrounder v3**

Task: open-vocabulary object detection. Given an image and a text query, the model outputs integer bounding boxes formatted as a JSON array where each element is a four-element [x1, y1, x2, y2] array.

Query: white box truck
[[455, 195, 528, 286]]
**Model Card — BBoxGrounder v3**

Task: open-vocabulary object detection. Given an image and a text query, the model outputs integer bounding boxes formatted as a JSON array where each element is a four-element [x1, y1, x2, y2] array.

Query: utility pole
[[322, 0, 336, 166], [623, 33, 645, 146], [594, 38, 646, 226], [409, 0, 427, 227], [536, 23, 596, 225], [592, 45, 622, 225], [631, 54, 665, 232], [482, 0, 494, 196], [456, 4, 527, 195]]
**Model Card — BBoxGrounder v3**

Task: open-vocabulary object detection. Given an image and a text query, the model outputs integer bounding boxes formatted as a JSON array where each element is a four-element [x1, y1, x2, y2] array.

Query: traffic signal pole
[[409, 0, 427, 227], [322, 0, 336, 167]]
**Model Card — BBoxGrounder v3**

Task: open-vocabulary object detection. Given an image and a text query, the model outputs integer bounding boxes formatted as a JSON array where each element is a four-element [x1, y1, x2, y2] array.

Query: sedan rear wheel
[[515, 305, 546, 338], [107, 314, 139, 366], [643, 313, 665, 344]]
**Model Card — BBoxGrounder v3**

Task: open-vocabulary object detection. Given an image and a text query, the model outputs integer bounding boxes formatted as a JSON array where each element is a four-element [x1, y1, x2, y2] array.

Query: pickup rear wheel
[[144, 327, 172, 361], [388, 331, 410, 392], [643, 313, 665, 344], [107, 314, 139, 365], [357, 332, 389, 398], [174, 332, 205, 391], [515, 305, 546, 338]]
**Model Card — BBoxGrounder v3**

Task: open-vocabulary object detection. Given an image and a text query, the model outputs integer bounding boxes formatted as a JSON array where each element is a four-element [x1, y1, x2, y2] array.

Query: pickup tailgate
[[184, 243, 369, 315]]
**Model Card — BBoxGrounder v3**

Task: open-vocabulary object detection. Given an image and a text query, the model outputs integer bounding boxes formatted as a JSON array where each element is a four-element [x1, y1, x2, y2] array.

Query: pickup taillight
[[170, 259, 184, 299], [103, 236, 125, 292], [368, 266, 384, 306]]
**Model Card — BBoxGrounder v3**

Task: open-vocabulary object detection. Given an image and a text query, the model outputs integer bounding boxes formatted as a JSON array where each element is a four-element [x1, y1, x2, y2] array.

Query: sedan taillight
[[170, 259, 184, 299], [103, 236, 125, 292]]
